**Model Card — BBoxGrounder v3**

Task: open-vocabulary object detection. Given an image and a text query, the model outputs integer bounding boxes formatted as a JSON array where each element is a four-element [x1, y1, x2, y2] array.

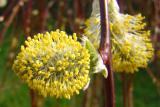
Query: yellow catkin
[[84, 0, 153, 73], [12, 30, 90, 99]]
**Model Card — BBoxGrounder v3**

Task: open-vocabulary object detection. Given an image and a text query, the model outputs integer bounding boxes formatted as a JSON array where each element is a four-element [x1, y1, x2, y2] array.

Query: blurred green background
[[0, 0, 160, 107]]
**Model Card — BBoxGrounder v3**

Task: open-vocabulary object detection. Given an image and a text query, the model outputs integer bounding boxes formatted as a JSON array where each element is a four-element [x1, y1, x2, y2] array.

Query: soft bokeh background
[[0, 0, 160, 107]]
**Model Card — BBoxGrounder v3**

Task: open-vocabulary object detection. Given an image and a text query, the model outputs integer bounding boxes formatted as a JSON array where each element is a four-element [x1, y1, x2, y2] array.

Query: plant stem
[[22, 0, 32, 37], [153, 0, 160, 76], [128, 76, 133, 107], [91, 75, 102, 107], [0, 0, 25, 43], [122, 74, 134, 107], [99, 0, 115, 107], [30, 89, 38, 107], [74, 0, 85, 33], [146, 68, 160, 89], [82, 86, 92, 107], [37, 0, 47, 32], [122, 73, 128, 107]]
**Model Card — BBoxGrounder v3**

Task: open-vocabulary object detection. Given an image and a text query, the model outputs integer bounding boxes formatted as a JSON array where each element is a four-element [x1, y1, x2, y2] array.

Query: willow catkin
[[12, 30, 90, 99]]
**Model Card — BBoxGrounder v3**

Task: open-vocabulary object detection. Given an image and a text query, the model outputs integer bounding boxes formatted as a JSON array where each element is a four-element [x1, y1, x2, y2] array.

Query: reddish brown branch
[[37, 0, 48, 32], [146, 68, 160, 87], [55, 1, 65, 29], [98, 0, 115, 107], [74, 0, 85, 19], [82, 88, 92, 107], [0, 0, 15, 22], [0, 0, 25, 43], [154, 0, 160, 28], [153, 0, 160, 64], [128, 76, 133, 107], [22, 0, 32, 37], [122, 74, 134, 107], [30, 89, 38, 107], [122, 73, 127, 107], [67, 8, 74, 31], [91, 76, 102, 107], [73, 0, 85, 33]]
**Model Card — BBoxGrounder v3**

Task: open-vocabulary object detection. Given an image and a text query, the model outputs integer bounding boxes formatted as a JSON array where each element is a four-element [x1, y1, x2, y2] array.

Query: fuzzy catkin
[[84, 0, 153, 73], [12, 30, 90, 99]]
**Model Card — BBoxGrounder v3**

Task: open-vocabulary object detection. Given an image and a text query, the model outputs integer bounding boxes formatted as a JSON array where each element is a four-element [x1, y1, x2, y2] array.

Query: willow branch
[[122, 73, 134, 107], [122, 73, 128, 107], [0, 0, 15, 22], [99, 0, 115, 107], [153, 0, 160, 63], [30, 89, 38, 107], [127, 76, 134, 107], [38, 0, 48, 32], [0, 0, 25, 43], [146, 68, 160, 87], [74, 0, 84, 19], [73, 0, 85, 33], [22, 0, 32, 37], [55, 1, 65, 29], [154, 0, 160, 28]]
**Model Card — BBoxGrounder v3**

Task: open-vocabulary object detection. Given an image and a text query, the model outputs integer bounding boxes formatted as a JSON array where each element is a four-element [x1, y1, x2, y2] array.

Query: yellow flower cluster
[[12, 30, 90, 99], [111, 14, 153, 73], [84, 0, 153, 73]]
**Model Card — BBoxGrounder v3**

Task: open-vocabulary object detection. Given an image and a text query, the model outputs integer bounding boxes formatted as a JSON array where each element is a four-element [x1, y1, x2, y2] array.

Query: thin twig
[[22, 0, 32, 37], [47, 0, 56, 10], [30, 89, 38, 107], [146, 68, 160, 87], [98, 0, 115, 107], [152, 0, 160, 84], [73, 0, 85, 33], [74, 0, 84, 19], [122, 73, 134, 107], [82, 87, 92, 107], [38, 0, 48, 32], [55, 0, 65, 29], [154, 0, 160, 28], [91, 76, 102, 107], [0, 0, 15, 22], [128, 76, 134, 107], [153, 0, 160, 64], [122, 73, 128, 107], [0, 0, 25, 43]]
